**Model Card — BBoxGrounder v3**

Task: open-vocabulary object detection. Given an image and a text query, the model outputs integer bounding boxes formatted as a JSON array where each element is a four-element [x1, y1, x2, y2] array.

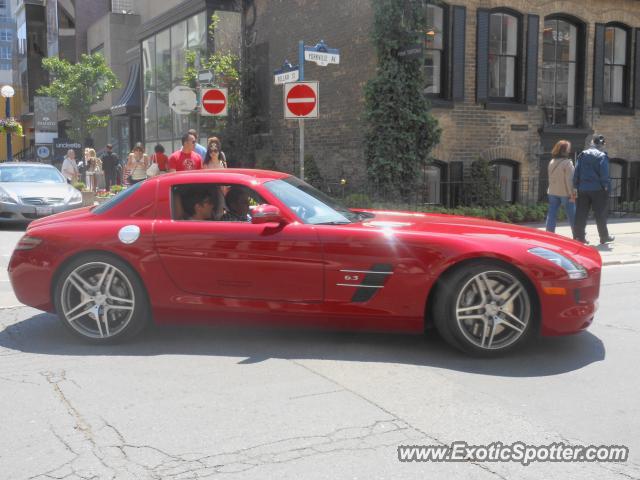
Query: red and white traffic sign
[[284, 82, 318, 119], [201, 88, 228, 116]]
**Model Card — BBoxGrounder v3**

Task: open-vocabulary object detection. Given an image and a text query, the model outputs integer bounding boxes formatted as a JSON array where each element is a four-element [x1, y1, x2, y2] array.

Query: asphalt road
[[0, 226, 639, 480]]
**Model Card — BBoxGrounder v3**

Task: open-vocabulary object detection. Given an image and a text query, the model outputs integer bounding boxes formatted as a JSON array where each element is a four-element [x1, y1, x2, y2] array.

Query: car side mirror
[[251, 204, 285, 225]]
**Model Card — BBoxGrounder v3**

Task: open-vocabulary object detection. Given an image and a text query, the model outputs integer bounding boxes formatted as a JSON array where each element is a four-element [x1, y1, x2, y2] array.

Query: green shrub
[[110, 184, 124, 194], [344, 193, 373, 209], [72, 182, 86, 191]]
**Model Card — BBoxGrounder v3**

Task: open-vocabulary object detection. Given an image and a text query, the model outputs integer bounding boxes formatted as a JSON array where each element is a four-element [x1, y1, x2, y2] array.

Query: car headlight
[[528, 247, 587, 280], [68, 190, 82, 203], [0, 188, 17, 204]]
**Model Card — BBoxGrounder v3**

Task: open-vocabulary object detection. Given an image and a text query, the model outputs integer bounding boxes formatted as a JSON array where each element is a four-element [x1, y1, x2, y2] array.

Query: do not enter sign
[[201, 88, 228, 116], [284, 82, 318, 119]]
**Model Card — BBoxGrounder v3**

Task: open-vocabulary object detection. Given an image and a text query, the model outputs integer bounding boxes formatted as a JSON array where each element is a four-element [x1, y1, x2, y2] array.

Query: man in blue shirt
[[187, 128, 207, 159], [573, 134, 614, 245]]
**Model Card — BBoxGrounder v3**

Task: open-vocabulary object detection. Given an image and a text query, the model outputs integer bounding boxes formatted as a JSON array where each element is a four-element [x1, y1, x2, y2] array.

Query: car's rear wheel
[[434, 261, 536, 356], [53, 254, 149, 343]]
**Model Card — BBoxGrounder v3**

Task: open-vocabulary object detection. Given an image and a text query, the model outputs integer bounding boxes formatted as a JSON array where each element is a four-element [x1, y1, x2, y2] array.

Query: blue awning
[[111, 62, 140, 116]]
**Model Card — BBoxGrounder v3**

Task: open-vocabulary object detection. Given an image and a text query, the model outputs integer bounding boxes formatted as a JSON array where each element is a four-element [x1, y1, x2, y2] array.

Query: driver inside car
[[222, 186, 251, 222]]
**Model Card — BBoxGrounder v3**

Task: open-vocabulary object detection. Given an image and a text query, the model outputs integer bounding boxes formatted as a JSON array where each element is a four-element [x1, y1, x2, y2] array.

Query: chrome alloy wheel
[[454, 270, 531, 350], [60, 262, 135, 339]]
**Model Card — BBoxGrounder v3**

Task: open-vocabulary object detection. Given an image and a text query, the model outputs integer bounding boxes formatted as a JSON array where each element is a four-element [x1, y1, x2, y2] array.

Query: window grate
[[111, 0, 135, 14]]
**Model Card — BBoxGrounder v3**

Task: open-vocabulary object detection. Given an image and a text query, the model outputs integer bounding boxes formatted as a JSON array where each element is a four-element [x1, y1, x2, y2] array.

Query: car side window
[[171, 183, 263, 222]]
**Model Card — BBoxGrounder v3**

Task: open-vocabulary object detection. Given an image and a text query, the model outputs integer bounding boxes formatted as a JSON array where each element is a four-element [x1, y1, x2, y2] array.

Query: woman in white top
[[61, 149, 79, 184], [125, 143, 149, 184]]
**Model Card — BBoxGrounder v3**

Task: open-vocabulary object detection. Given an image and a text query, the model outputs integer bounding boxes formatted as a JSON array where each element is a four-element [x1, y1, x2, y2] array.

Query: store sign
[[53, 139, 82, 166], [35, 96, 58, 144]]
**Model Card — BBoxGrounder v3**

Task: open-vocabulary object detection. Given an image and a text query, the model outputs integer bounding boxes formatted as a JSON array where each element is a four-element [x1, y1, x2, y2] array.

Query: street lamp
[[1, 85, 15, 161]]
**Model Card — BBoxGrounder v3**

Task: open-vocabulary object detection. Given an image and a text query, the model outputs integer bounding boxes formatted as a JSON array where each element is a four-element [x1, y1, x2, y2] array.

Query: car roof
[[157, 168, 291, 184]]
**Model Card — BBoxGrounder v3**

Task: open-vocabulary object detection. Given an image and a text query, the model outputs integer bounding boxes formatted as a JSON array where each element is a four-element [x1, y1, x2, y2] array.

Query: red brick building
[[245, 0, 640, 206]]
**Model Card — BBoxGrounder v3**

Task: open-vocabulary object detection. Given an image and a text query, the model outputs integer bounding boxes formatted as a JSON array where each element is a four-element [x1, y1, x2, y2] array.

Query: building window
[[0, 30, 12, 42], [491, 160, 519, 203], [542, 18, 579, 126], [489, 12, 518, 99], [424, 4, 444, 96], [0, 46, 10, 59], [0, 0, 6, 10], [604, 25, 628, 104], [142, 10, 240, 150]]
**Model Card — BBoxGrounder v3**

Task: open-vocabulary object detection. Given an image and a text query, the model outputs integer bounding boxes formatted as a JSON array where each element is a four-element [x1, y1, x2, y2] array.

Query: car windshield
[[0, 165, 65, 184], [263, 176, 371, 225]]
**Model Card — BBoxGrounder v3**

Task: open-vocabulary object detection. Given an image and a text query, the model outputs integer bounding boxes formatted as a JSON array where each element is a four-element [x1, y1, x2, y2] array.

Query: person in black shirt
[[101, 144, 120, 190]]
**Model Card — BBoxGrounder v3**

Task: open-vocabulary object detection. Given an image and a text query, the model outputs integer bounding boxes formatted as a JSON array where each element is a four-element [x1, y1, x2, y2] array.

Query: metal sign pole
[[298, 40, 305, 181], [195, 80, 201, 141]]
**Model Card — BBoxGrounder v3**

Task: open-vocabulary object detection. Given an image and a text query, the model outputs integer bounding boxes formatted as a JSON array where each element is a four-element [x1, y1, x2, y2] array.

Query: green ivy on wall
[[364, 0, 442, 198]]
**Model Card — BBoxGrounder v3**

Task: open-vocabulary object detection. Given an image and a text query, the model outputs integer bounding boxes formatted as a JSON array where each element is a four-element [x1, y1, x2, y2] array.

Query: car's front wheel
[[434, 261, 537, 356], [53, 253, 150, 343]]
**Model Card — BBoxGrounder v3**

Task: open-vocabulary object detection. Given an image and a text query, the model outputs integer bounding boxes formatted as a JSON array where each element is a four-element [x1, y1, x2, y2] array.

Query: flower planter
[[81, 191, 96, 207]]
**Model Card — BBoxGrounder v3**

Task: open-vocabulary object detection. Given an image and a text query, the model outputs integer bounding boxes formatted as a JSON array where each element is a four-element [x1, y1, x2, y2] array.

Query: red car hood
[[357, 210, 585, 255]]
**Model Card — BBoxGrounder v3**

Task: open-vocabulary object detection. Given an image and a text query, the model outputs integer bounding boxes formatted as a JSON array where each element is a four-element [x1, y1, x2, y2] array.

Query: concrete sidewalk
[[528, 218, 640, 266]]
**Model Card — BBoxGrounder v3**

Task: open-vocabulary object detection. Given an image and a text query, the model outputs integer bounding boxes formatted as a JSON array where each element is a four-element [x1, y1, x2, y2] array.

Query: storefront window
[[142, 10, 241, 149]]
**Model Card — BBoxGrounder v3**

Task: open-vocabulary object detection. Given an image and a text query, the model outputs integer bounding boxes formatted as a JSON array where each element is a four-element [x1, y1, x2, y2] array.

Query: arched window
[[490, 160, 520, 203], [424, 4, 445, 96], [604, 24, 630, 104], [542, 16, 582, 126], [489, 11, 519, 98]]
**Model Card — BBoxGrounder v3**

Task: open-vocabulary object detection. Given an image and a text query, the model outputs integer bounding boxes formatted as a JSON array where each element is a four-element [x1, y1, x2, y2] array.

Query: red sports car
[[8, 169, 601, 356]]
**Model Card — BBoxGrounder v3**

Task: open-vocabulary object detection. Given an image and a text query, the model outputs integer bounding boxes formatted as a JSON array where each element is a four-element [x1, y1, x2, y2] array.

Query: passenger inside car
[[222, 186, 252, 222], [181, 186, 215, 221]]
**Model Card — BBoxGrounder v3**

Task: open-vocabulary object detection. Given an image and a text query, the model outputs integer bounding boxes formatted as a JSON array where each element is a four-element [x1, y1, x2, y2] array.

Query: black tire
[[53, 253, 150, 343], [433, 261, 537, 357]]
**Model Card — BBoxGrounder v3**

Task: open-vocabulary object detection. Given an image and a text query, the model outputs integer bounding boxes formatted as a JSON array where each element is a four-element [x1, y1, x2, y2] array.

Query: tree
[[38, 53, 121, 142], [364, 0, 441, 199], [463, 159, 503, 207]]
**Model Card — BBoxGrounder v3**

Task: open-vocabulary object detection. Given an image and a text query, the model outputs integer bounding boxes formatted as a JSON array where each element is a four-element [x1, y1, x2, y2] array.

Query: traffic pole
[[298, 40, 305, 181]]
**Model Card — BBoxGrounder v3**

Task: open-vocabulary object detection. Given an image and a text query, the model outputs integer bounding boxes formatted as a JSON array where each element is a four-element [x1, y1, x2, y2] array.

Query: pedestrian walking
[[187, 128, 208, 159], [168, 133, 203, 172], [207, 136, 227, 167], [546, 140, 576, 235], [152, 144, 169, 173], [573, 134, 615, 245], [203, 137, 227, 169], [126, 143, 150, 185], [61, 149, 79, 184], [101, 143, 119, 189]]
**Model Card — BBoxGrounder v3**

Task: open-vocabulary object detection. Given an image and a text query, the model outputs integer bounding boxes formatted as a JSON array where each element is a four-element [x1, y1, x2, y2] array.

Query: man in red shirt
[[168, 133, 203, 172]]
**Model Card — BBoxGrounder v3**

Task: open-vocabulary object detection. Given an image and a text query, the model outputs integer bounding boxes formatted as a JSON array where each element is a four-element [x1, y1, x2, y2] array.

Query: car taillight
[[15, 236, 43, 251]]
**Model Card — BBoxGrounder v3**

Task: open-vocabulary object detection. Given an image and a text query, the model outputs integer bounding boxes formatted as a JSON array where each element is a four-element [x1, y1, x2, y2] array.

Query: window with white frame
[[0, 46, 10, 59], [0, 30, 12, 41], [604, 25, 628, 104], [488, 12, 518, 98]]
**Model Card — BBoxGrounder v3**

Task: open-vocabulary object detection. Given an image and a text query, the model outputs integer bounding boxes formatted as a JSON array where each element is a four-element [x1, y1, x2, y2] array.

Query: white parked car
[[0, 162, 83, 223]]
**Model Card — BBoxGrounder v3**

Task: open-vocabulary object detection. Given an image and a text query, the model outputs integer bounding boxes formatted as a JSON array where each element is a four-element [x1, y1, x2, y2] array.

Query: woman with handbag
[[546, 140, 576, 236], [126, 143, 149, 184]]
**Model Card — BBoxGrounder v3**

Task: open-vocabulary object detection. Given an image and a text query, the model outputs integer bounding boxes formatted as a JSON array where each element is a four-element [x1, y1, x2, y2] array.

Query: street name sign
[[274, 66, 300, 85]]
